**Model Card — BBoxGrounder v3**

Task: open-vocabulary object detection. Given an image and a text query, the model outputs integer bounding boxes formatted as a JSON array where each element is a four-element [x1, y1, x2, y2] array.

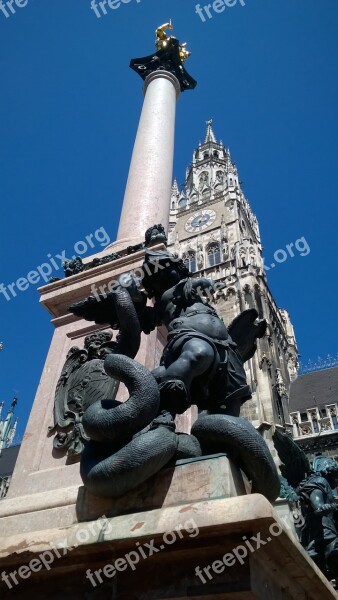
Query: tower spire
[[204, 119, 217, 143], [0, 398, 18, 456]]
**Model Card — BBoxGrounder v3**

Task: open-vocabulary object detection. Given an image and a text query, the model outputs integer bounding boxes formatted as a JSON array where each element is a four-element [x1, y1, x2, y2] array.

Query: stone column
[[117, 71, 180, 245]]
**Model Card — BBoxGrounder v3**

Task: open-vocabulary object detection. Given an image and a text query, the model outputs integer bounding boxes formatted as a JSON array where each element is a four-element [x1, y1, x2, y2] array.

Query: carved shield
[[50, 334, 119, 456]]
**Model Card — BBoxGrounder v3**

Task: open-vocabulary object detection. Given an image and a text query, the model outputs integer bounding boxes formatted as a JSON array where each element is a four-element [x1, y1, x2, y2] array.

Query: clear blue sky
[[0, 0, 337, 440]]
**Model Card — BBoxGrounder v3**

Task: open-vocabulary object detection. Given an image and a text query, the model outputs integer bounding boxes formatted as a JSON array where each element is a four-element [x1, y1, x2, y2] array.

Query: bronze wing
[[228, 308, 267, 363]]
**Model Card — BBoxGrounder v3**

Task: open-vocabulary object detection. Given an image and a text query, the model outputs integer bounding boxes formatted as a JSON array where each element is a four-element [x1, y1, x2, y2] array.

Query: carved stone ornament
[[274, 368, 288, 398], [49, 332, 119, 456]]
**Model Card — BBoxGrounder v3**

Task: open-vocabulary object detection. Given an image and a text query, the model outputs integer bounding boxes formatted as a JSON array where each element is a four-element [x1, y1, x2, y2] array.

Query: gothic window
[[204, 152, 209, 159], [183, 251, 196, 273], [216, 170, 224, 185], [207, 242, 221, 267], [171, 201, 175, 210], [213, 151, 219, 158], [244, 287, 254, 309], [229, 177, 234, 186], [179, 198, 187, 208]]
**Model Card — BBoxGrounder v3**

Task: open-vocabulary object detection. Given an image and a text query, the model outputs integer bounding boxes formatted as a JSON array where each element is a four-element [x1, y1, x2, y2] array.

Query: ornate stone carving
[[259, 353, 272, 369], [63, 257, 84, 277], [274, 368, 288, 398], [49, 332, 119, 456], [299, 423, 312, 435]]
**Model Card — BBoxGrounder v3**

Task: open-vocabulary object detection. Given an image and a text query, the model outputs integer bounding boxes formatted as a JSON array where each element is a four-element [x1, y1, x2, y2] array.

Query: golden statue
[[179, 43, 191, 64], [155, 20, 174, 51], [155, 20, 191, 63]]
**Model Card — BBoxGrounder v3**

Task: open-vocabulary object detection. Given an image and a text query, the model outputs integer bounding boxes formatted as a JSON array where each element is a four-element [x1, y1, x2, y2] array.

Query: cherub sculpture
[[141, 249, 256, 416], [69, 235, 279, 501]]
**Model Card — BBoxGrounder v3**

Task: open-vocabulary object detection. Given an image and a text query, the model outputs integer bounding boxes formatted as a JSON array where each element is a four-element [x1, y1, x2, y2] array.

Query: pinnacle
[[204, 119, 217, 144]]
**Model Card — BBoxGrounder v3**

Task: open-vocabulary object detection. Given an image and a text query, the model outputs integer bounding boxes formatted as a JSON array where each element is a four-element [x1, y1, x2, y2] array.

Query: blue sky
[[0, 0, 337, 440]]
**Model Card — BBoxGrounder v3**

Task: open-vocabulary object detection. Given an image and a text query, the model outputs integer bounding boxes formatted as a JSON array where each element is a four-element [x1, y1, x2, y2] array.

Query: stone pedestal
[[0, 457, 336, 599]]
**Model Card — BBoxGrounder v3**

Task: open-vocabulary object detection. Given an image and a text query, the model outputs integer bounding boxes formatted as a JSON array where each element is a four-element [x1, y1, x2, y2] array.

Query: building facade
[[289, 365, 338, 461], [168, 121, 298, 429]]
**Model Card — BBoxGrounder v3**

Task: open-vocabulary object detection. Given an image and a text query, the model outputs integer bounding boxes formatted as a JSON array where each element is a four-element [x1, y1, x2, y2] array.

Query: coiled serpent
[[79, 286, 280, 502]]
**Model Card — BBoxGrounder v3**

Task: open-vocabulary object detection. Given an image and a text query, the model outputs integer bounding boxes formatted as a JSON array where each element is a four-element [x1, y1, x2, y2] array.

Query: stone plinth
[[0, 492, 336, 599], [0, 455, 246, 538]]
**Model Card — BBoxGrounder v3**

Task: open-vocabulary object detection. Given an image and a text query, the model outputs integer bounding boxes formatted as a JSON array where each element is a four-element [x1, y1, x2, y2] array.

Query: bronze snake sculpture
[[72, 282, 280, 503]]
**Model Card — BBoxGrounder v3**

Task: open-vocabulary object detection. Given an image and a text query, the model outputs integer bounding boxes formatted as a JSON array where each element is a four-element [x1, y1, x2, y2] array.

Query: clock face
[[185, 209, 217, 232]]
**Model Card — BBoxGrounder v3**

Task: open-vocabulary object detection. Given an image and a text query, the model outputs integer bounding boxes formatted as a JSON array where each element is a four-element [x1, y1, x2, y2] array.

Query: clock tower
[[168, 120, 298, 430]]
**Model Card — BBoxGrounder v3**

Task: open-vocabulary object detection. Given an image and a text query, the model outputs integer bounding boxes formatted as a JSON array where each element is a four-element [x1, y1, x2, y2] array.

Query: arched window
[[203, 152, 209, 159], [179, 198, 187, 209], [183, 251, 196, 273], [213, 151, 219, 158], [171, 201, 175, 210], [207, 243, 221, 267]]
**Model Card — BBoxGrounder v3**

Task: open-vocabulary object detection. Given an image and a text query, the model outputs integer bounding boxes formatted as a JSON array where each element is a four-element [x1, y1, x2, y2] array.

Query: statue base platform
[[0, 456, 337, 599]]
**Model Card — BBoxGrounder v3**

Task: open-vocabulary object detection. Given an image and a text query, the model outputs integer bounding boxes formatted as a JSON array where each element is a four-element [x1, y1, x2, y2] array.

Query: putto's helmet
[[312, 455, 338, 477]]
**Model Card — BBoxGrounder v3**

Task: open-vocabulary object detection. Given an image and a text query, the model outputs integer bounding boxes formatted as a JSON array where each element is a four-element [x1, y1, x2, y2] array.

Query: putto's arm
[[139, 305, 159, 335], [310, 489, 338, 515]]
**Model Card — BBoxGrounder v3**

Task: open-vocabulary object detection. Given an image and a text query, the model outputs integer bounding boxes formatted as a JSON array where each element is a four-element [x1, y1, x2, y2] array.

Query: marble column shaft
[[117, 71, 180, 244]]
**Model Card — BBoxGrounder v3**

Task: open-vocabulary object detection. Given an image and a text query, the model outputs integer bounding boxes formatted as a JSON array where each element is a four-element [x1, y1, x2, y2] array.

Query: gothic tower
[[168, 120, 298, 429]]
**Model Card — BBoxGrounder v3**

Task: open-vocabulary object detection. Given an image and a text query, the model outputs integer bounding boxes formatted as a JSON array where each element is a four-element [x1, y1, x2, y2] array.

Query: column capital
[[130, 38, 197, 94], [143, 70, 181, 99]]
